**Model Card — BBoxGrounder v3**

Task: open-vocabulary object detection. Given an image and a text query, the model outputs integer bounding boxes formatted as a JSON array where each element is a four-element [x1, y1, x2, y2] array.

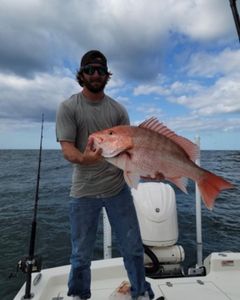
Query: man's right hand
[[60, 140, 102, 165], [82, 137, 103, 164]]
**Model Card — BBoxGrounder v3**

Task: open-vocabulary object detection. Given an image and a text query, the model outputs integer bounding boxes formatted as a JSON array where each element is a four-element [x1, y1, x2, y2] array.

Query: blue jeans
[[67, 185, 154, 299]]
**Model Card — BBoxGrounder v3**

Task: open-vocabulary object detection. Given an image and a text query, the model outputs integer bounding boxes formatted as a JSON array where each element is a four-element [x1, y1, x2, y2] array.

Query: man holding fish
[[56, 50, 154, 300]]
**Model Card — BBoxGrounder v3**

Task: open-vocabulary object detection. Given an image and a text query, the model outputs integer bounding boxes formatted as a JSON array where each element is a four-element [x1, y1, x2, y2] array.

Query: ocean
[[0, 150, 239, 300]]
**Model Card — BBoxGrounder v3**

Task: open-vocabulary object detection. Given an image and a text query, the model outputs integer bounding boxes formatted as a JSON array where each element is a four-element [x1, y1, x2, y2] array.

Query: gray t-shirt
[[56, 92, 129, 198]]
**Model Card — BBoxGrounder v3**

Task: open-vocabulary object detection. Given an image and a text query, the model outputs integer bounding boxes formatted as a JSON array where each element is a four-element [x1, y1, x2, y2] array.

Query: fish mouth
[[91, 136, 104, 149], [102, 149, 123, 158], [90, 134, 128, 158], [91, 135, 103, 143], [91, 135, 123, 157]]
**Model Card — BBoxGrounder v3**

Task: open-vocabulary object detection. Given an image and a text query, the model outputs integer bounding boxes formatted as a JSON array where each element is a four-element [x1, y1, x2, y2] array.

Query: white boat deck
[[14, 252, 240, 300]]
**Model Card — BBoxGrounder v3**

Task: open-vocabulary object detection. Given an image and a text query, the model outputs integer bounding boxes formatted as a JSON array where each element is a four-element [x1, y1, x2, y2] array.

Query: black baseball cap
[[80, 50, 108, 68]]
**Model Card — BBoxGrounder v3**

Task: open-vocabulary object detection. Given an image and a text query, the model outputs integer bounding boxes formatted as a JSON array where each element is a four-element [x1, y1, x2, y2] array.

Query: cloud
[[0, 68, 79, 122], [136, 104, 163, 116], [166, 115, 240, 133], [134, 46, 240, 117], [134, 79, 202, 97], [130, 114, 240, 141], [0, 0, 236, 79], [174, 74, 240, 116], [186, 48, 240, 77], [170, 0, 234, 40], [0, 0, 239, 149]]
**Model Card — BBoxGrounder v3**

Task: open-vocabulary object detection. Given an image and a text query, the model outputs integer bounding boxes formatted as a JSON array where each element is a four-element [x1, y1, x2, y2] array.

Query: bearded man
[[56, 50, 154, 300]]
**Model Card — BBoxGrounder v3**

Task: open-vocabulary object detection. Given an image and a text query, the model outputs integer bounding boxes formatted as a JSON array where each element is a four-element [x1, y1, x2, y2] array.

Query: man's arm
[[60, 138, 102, 165]]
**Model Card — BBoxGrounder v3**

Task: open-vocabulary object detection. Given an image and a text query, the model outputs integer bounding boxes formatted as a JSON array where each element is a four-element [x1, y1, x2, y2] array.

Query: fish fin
[[106, 156, 125, 170], [168, 177, 188, 194], [197, 171, 234, 210], [141, 171, 165, 181], [139, 117, 199, 162], [124, 171, 140, 189]]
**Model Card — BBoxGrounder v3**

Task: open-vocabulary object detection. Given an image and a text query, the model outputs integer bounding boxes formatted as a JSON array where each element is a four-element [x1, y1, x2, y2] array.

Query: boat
[[14, 178, 240, 300], [13, 1, 240, 298], [13, 252, 240, 300]]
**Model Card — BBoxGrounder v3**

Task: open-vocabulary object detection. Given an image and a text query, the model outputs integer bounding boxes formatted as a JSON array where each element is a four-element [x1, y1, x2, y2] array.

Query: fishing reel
[[17, 255, 42, 274]]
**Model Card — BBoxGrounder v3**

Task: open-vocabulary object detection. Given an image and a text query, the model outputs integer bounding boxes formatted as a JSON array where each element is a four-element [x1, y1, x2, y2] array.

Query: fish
[[90, 117, 234, 209]]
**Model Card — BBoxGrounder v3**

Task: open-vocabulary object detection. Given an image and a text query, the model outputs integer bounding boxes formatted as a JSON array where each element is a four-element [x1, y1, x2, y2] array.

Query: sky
[[0, 0, 240, 150]]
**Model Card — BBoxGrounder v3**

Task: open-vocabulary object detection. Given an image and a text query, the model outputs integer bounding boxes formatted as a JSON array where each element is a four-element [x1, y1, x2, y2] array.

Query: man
[[56, 50, 154, 300]]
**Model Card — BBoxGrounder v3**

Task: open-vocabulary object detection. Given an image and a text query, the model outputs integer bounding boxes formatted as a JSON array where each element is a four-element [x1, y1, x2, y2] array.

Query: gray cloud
[[0, 0, 236, 78], [0, 70, 79, 122], [0, 0, 239, 129]]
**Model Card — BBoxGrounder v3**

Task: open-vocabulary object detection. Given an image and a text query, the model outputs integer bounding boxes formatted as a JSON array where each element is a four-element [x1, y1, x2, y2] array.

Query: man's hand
[[82, 137, 103, 164], [60, 140, 102, 165]]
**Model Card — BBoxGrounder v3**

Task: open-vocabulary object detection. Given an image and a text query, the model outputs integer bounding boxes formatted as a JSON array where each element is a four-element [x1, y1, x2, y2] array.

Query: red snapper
[[90, 117, 233, 209]]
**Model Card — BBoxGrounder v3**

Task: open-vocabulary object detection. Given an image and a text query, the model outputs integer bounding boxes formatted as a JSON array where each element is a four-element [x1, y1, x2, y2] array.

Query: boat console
[[132, 182, 185, 278]]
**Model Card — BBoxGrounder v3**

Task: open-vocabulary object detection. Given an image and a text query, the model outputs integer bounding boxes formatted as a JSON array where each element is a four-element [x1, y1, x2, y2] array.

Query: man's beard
[[82, 77, 108, 93]]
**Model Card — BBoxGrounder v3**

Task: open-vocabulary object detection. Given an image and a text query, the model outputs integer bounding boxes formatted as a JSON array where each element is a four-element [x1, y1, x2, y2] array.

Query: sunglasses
[[81, 65, 108, 76]]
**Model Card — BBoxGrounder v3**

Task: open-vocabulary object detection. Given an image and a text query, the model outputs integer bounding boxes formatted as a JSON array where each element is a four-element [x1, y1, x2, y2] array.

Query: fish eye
[[108, 130, 114, 135]]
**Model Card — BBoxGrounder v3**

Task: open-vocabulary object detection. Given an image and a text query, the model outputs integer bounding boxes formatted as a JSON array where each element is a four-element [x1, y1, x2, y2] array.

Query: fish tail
[[197, 171, 234, 210]]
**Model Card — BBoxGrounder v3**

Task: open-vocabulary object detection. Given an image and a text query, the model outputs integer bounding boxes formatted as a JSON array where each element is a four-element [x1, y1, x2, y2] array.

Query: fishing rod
[[229, 0, 240, 42], [17, 114, 44, 299]]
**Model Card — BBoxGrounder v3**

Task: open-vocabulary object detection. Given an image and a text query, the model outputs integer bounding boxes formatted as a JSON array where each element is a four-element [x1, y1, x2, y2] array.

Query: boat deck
[[14, 252, 240, 300]]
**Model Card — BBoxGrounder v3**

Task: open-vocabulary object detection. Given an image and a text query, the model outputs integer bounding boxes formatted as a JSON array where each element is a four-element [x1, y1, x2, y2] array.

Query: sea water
[[0, 150, 239, 300]]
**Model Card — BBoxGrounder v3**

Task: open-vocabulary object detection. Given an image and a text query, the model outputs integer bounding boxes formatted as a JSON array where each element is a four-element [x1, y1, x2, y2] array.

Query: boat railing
[[195, 136, 203, 267], [103, 207, 112, 259]]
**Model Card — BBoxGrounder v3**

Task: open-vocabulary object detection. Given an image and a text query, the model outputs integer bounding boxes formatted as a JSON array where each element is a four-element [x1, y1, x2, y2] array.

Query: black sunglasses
[[81, 65, 108, 76]]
